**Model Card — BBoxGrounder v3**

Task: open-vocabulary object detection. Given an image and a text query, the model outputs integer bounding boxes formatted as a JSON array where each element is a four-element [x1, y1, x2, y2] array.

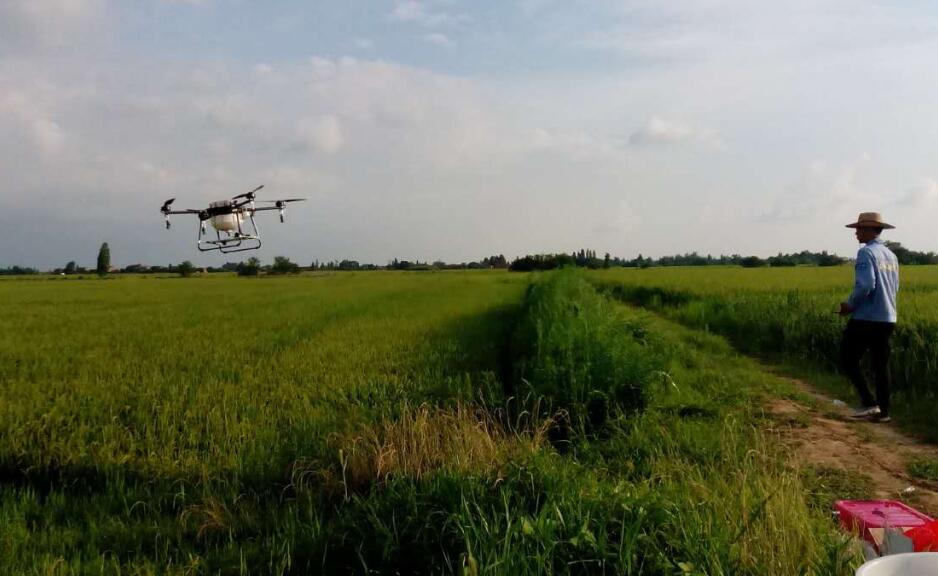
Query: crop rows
[[1, 270, 856, 573]]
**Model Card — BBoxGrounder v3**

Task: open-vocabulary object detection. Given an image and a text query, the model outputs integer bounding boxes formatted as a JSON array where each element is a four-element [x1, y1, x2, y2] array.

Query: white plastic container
[[212, 213, 241, 231], [856, 552, 938, 575]]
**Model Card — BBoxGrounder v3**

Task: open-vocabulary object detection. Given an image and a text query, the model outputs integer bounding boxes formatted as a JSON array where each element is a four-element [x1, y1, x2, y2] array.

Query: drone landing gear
[[197, 212, 263, 253], [199, 234, 262, 253]]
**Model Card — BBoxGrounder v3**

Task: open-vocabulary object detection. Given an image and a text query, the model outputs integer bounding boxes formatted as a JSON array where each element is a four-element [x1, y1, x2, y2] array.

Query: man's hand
[[839, 302, 852, 316]]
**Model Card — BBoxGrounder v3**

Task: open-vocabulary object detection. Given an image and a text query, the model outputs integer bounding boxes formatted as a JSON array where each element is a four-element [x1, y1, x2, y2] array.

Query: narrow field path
[[625, 299, 938, 518], [763, 372, 938, 516]]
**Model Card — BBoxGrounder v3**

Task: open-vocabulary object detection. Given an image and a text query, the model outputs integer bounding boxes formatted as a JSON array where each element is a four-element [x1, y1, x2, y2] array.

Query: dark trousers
[[841, 319, 895, 415]]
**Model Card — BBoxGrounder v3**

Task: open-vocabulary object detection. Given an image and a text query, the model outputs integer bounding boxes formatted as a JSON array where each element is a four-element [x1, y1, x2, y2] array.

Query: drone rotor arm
[[231, 184, 265, 201], [161, 201, 204, 229]]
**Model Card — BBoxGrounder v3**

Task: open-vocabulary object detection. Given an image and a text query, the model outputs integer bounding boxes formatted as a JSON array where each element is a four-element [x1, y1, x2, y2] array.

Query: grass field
[[589, 265, 938, 439], [1, 270, 862, 574]]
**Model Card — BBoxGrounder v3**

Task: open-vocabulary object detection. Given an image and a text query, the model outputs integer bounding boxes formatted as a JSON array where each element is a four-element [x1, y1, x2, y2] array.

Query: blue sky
[[3, 0, 938, 268]]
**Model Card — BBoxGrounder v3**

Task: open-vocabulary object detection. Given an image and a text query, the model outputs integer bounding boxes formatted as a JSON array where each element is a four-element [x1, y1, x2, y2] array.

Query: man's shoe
[[871, 414, 891, 423], [849, 406, 881, 419]]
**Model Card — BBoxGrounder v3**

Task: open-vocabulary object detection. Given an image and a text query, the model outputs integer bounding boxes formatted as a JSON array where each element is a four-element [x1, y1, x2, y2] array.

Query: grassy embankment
[[1, 270, 856, 573], [590, 266, 938, 440]]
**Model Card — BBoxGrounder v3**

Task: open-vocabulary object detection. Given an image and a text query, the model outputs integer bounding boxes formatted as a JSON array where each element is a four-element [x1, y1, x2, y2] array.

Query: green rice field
[[2, 268, 911, 574]]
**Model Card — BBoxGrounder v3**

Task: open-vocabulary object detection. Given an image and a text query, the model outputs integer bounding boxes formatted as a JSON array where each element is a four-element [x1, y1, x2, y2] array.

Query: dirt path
[[764, 375, 938, 516]]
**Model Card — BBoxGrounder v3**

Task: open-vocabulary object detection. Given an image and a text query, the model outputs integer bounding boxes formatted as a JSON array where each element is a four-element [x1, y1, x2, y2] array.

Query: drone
[[160, 185, 305, 253]]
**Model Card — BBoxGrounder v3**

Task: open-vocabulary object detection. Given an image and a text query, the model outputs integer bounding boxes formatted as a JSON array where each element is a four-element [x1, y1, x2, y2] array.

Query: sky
[[3, 0, 938, 269]]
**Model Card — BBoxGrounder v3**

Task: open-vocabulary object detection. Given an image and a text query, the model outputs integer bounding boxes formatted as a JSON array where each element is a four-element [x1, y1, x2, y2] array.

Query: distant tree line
[[380, 255, 509, 271], [8, 251, 510, 276], [270, 256, 300, 275], [508, 249, 855, 271], [13, 242, 938, 277], [630, 250, 847, 268], [312, 259, 380, 271], [0, 266, 39, 275], [509, 253, 577, 272], [884, 241, 938, 265], [233, 256, 301, 276], [763, 251, 846, 267], [509, 250, 609, 272]]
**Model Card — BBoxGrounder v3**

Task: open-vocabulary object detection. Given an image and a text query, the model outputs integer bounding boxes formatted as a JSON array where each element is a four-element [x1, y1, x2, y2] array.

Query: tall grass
[[511, 270, 664, 434]]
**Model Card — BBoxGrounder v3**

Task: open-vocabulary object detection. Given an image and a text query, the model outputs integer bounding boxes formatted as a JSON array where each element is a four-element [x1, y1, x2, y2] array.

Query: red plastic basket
[[836, 500, 934, 555]]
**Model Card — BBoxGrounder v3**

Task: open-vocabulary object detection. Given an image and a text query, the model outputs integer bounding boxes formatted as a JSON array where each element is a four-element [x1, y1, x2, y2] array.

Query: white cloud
[[629, 116, 692, 145], [31, 118, 67, 155], [0, 90, 67, 157], [897, 179, 938, 208], [296, 115, 344, 155], [1, 0, 101, 23], [422, 33, 452, 47], [519, 0, 559, 17], [526, 127, 620, 160], [136, 161, 176, 185], [0, 55, 531, 213], [390, 1, 449, 27], [595, 200, 641, 237], [761, 154, 874, 225], [629, 116, 722, 148], [193, 92, 254, 129], [0, 0, 103, 51], [577, 27, 719, 64], [288, 57, 522, 168], [389, 1, 468, 28]]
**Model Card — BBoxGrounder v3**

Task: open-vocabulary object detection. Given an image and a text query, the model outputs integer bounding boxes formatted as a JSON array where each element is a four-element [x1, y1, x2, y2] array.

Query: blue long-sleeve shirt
[[847, 238, 898, 323]]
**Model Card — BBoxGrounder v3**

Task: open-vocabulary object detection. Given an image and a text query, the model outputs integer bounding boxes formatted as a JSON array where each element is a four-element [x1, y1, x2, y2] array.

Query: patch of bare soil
[[765, 378, 938, 517]]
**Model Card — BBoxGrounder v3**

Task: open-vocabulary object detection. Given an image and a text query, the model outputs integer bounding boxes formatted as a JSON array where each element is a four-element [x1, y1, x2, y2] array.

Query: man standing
[[839, 212, 899, 422]]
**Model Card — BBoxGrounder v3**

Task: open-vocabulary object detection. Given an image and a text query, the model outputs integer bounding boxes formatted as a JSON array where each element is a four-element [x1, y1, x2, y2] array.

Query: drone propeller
[[232, 185, 265, 201], [161, 198, 203, 228], [258, 198, 306, 222], [259, 198, 307, 207]]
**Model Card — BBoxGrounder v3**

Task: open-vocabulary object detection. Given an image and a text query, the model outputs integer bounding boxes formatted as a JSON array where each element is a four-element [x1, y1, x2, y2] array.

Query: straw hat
[[845, 212, 895, 229]]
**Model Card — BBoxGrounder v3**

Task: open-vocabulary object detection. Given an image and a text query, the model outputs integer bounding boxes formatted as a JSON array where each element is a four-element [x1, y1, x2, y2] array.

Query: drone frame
[[161, 185, 304, 254], [197, 210, 263, 254]]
